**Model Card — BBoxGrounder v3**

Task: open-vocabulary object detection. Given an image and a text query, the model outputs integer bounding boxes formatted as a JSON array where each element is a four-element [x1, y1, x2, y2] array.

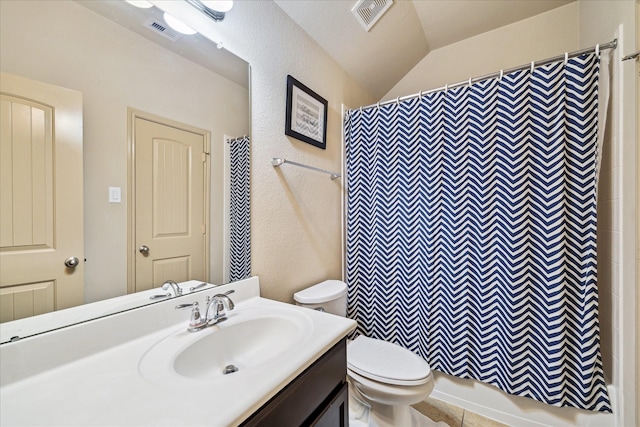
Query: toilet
[[294, 280, 434, 427]]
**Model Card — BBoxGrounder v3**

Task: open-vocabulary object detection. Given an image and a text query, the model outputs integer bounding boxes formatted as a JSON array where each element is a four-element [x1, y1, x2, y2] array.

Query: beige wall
[[383, 2, 580, 100], [160, 0, 377, 302], [0, 1, 249, 303]]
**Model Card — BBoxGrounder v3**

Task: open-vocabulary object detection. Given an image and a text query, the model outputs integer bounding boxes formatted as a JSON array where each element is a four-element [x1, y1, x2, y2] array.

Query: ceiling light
[[125, 0, 154, 8], [186, 0, 232, 22], [163, 12, 197, 35], [201, 1, 233, 13]]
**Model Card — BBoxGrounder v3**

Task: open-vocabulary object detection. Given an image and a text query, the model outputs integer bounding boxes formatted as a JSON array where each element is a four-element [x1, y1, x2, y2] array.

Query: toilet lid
[[293, 280, 347, 304], [347, 336, 431, 386]]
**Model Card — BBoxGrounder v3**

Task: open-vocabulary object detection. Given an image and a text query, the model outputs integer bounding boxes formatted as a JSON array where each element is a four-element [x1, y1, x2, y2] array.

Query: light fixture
[[162, 12, 197, 35], [201, 1, 233, 12], [125, 0, 154, 8], [185, 0, 233, 22]]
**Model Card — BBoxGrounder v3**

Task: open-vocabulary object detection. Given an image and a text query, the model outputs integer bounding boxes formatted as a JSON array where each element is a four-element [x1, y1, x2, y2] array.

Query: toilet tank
[[293, 280, 347, 316]]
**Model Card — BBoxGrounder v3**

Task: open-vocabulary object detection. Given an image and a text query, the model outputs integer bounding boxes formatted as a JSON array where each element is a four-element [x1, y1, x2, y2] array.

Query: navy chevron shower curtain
[[229, 136, 251, 281], [344, 53, 611, 411]]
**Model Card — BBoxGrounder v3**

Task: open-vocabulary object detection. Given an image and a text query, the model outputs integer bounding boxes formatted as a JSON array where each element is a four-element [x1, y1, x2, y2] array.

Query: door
[[132, 112, 209, 292], [0, 72, 83, 322]]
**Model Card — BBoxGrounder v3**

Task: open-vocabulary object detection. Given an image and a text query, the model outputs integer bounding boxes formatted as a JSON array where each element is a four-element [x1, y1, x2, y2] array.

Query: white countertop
[[0, 277, 356, 426]]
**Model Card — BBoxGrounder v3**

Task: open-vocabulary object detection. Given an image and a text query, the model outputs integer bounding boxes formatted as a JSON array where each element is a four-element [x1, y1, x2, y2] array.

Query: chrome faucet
[[175, 290, 235, 332], [205, 290, 235, 322], [162, 280, 182, 297]]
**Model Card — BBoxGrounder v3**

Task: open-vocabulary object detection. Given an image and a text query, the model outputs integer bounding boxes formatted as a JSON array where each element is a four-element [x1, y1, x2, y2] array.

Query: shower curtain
[[344, 53, 611, 411], [229, 135, 251, 281]]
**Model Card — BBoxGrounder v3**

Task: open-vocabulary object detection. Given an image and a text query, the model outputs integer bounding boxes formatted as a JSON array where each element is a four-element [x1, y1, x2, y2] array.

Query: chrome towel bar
[[272, 158, 341, 180]]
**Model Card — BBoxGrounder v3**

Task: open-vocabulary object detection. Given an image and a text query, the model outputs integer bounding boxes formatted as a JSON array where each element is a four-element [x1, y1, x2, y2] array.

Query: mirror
[[0, 0, 250, 341]]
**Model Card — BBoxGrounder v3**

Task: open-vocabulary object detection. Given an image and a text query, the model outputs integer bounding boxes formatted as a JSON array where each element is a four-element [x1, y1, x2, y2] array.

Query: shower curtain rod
[[354, 39, 617, 112]]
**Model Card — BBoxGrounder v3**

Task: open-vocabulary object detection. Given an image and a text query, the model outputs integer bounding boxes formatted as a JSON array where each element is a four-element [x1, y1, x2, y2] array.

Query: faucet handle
[[175, 302, 206, 332]]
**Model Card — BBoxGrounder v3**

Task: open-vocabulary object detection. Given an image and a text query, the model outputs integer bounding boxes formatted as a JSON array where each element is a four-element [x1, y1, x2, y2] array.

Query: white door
[[0, 72, 83, 322], [131, 113, 209, 292]]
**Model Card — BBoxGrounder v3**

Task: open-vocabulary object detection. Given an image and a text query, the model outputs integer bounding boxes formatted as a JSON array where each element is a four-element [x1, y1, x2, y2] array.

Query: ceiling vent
[[143, 18, 182, 42], [351, 0, 393, 32]]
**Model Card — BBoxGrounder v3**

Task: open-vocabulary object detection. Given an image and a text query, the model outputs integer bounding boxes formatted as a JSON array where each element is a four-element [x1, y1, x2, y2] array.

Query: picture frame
[[285, 75, 328, 149]]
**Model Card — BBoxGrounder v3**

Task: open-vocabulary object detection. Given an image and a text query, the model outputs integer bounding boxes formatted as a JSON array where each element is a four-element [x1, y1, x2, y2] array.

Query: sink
[[175, 316, 302, 379], [139, 304, 315, 384]]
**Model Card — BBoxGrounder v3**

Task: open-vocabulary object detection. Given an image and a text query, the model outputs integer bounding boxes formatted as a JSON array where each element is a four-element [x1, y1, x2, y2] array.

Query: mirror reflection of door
[[0, 73, 84, 322], [130, 111, 210, 292]]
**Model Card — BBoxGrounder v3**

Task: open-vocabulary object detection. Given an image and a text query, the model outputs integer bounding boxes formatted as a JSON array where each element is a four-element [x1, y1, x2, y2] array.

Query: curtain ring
[[530, 61, 535, 73], [359, 106, 363, 113], [418, 91, 423, 100], [468, 77, 472, 87], [499, 70, 503, 80], [376, 102, 380, 109], [445, 84, 449, 92], [564, 52, 568, 65], [396, 96, 400, 105], [595, 44, 600, 55]]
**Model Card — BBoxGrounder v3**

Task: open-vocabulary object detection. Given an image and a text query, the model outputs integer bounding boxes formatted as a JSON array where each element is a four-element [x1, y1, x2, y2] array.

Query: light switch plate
[[109, 187, 121, 203]]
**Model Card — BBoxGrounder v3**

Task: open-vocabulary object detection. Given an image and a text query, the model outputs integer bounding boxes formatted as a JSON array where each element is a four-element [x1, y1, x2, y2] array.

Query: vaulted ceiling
[[274, 0, 574, 99]]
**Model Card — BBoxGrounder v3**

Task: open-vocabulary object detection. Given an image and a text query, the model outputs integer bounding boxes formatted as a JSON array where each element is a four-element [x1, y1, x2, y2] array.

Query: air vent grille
[[352, 0, 393, 32], [143, 18, 182, 42]]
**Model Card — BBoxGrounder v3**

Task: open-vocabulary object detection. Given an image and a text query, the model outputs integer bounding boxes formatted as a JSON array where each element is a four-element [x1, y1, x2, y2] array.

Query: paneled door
[[0, 73, 84, 322], [131, 112, 209, 292]]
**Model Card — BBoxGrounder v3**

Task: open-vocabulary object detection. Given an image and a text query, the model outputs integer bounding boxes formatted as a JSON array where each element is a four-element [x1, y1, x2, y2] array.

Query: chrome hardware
[[222, 364, 238, 375], [177, 290, 235, 332], [272, 157, 341, 180], [175, 302, 207, 332], [139, 245, 150, 255], [162, 280, 182, 297], [189, 282, 208, 292], [64, 256, 80, 268], [149, 293, 171, 300], [314, 307, 325, 312], [205, 290, 235, 323]]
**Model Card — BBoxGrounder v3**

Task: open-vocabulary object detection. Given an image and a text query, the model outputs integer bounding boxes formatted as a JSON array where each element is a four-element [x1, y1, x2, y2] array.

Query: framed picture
[[285, 75, 328, 149]]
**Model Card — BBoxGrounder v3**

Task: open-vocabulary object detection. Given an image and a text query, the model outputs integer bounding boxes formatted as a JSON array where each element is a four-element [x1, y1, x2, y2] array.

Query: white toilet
[[294, 280, 435, 427]]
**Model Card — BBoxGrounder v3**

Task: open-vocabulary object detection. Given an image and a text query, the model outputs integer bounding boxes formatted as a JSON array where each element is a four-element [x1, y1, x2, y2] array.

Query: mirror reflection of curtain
[[229, 136, 251, 281]]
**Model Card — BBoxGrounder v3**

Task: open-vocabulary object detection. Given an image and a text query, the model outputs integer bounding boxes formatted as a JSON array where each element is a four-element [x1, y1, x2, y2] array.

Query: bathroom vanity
[[242, 340, 349, 426], [0, 277, 356, 426]]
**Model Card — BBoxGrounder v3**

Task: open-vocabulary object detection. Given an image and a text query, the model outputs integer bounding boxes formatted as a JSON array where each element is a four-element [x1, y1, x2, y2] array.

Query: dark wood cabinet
[[241, 339, 348, 427]]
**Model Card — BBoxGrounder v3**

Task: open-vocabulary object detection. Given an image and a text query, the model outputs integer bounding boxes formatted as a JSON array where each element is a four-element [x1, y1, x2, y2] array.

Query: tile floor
[[412, 396, 510, 427]]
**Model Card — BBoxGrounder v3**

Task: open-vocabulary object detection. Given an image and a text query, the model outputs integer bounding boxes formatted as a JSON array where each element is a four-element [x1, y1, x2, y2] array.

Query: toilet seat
[[347, 336, 431, 386]]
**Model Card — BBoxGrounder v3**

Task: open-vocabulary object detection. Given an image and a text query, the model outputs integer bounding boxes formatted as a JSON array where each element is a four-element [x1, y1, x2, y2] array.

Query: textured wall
[[174, 0, 377, 302]]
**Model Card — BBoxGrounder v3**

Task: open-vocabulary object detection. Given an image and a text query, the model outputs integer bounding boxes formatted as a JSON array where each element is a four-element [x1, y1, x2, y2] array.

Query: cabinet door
[[241, 340, 347, 427], [309, 382, 348, 427]]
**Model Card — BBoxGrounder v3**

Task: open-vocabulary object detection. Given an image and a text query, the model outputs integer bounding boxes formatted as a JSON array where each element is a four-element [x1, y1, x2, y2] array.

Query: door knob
[[139, 245, 150, 255], [64, 256, 80, 268]]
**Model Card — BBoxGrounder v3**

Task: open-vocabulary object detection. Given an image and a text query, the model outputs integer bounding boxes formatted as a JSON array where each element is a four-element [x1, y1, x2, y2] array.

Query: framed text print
[[285, 75, 328, 149]]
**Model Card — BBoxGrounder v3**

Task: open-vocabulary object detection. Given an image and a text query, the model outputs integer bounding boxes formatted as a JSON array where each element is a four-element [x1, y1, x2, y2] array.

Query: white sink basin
[[175, 316, 302, 379], [139, 304, 315, 384]]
